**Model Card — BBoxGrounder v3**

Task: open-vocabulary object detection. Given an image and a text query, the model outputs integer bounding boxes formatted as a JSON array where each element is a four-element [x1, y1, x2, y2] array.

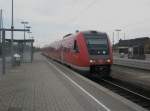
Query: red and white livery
[[43, 30, 113, 77]]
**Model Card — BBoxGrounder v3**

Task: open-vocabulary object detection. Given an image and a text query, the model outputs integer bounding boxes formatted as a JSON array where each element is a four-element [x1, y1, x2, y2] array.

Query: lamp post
[[26, 26, 31, 29], [11, 0, 14, 65], [21, 21, 28, 62], [21, 21, 28, 41], [27, 31, 32, 39], [26, 26, 31, 38], [0, 9, 3, 43], [115, 29, 122, 42], [124, 32, 126, 40], [112, 32, 115, 46], [30, 36, 34, 62], [26, 26, 31, 30], [29, 36, 34, 40]]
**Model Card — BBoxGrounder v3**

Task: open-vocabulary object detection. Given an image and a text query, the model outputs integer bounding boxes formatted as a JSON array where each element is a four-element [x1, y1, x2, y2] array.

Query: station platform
[[0, 57, 11, 75], [112, 57, 150, 90], [0, 58, 2, 75], [0, 53, 147, 111], [111, 64, 150, 91], [113, 57, 150, 70]]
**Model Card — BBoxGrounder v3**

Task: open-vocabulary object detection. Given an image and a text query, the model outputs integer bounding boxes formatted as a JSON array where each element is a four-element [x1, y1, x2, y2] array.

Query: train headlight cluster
[[90, 60, 95, 63], [106, 59, 111, 63]]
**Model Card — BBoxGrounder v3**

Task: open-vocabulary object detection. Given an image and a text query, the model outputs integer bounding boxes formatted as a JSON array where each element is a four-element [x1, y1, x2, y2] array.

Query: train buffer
[[0, 53, 147, 111]]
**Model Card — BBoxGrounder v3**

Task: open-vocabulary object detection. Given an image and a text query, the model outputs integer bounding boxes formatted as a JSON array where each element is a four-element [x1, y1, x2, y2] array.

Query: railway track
[[93, 77, 150, 111], [60, 61, 150, 110], [47, 57, 150, 110]]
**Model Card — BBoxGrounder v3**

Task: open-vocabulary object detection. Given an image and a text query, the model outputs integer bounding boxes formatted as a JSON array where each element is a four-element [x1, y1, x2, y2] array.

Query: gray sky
[[1, 0, 150, 47]]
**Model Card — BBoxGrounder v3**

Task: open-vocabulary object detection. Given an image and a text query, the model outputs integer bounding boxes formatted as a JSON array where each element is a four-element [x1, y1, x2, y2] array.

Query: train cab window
[[73, 40, 79, 53], [84, 34, 109, 55]]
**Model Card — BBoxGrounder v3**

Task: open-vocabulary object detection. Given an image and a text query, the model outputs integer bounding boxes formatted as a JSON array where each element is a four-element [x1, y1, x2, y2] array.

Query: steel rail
[[102, 79, 150, 101]]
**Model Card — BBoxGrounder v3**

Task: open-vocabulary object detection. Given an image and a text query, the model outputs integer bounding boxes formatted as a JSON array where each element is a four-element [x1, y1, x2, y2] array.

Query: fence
[[6, 39, 34, 63], [0, 38, 34, 75]]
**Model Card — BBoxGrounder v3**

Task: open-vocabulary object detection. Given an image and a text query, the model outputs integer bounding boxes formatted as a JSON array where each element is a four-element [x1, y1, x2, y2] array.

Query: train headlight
[[90, 60, 95, 63], [106, 59, 111, 63]]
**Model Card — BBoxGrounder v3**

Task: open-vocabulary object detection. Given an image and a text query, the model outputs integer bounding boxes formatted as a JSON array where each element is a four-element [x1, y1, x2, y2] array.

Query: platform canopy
[[5, 39, 34, 43]]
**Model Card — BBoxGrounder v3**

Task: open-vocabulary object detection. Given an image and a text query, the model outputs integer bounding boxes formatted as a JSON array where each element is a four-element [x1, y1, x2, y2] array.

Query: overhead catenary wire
[[122, 18, 150, 30], [66, 0, 150, 31], [64, 0, 150, 42], [67, 0, 98, 25], [71, 0, 150, 30]]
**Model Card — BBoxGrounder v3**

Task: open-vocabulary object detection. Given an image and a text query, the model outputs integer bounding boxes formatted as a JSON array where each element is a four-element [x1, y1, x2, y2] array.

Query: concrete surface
[[113, 53, 150, 61], [113, 57, 150, 70], [0, 57, 11, 76], [0, 58, 2, 75], [0, 53, 147, 111], [111, 65, 150, 90]]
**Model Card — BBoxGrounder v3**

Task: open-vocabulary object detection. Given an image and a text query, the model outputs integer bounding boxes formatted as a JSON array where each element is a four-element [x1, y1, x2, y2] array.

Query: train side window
[[73, 40, 79, 53]]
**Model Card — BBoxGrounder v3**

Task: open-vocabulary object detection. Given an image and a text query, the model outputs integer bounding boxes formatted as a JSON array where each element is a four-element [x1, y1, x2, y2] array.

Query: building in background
[[113, 37, 150, 60]]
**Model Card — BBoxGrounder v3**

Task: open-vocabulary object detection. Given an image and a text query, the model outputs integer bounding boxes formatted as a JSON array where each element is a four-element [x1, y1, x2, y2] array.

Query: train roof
[[62, 30, 107, 39], [81, 30, 107, 35], [63, 33, 72, 38]]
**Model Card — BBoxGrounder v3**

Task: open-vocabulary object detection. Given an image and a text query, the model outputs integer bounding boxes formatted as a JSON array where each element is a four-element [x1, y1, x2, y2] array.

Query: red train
[[43, 30, 113, 77]]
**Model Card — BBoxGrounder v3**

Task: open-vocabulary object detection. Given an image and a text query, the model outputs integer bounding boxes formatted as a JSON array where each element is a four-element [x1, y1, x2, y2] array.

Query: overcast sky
[[0, 0, 150, 47]]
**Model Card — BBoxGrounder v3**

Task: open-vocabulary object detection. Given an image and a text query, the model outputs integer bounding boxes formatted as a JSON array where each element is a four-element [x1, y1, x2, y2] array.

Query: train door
[[61, 42, 64, 63], [72, 40, 80, 65]]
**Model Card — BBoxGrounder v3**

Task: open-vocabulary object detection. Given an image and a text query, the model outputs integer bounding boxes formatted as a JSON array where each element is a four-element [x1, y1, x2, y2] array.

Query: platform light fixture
[[115, 29, 122, 43], [21, 21, 29, 41], [27, 31, 32, 39], [26, 26, 31, 29]]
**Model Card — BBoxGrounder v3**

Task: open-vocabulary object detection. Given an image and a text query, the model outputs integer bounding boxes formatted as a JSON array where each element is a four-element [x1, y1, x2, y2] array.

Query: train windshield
[[84, 34, 109, 55]]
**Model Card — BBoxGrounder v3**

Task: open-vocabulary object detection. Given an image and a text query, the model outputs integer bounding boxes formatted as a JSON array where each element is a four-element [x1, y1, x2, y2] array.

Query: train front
[[83, 31, 113, 77]]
